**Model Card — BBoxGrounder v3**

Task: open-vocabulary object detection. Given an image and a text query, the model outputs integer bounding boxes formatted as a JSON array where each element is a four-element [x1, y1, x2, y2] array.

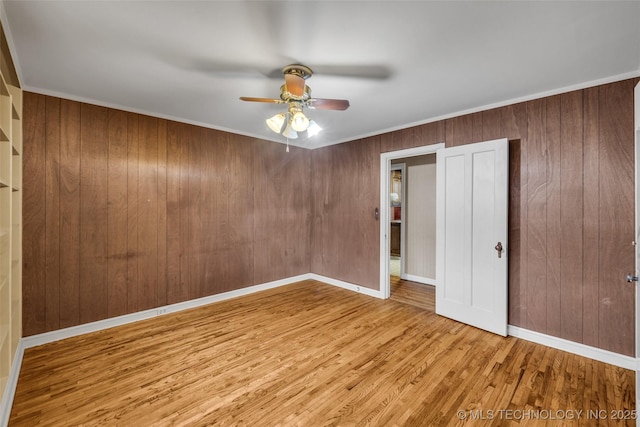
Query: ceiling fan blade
[[284, 74, 306, 97], [239, 97, 284, 104], [307, 98, 350, 111]]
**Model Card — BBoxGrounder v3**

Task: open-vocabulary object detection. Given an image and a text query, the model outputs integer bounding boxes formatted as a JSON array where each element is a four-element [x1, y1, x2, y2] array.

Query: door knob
[[626, 274, 639, 283], [495, 242, 503, 258]]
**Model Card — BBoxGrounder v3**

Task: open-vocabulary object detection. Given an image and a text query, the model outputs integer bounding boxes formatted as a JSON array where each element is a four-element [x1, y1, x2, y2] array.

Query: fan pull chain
[[286, 138, 290, 153]]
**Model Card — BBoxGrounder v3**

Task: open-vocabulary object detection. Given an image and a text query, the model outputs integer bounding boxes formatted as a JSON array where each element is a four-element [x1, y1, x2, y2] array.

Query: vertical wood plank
[[195, 128, 216, 296], [355, 136, 381, 287], [253, 139, 308, 284], [582, 87, 600, 348], [559, 91, 584, 343], [212, 130, 230, 293], [137, 115, 159, 310], [598, 80, 635, 356], [507, 137, 522, 324], [470, 112, 483, 142], [310, 136, 379, 288], [445, 114, 473, 147], [503, 103, 527, 327], [398, 127, 415, 150], [545, 95, 562, 337], [106, 109, 128, 318], [44, 96, 61, 332], [58, 99, 81, 329], [22, 93, 47, 336], [126, 113, 139, 313], [289, 147, 312, 277], [156, 120, 168, 307], [187, 127, 205, 298], [481, 108, 503, 141], [415, 121, 445, 147], [253, 141, 278, 284], [165, 121, 183, 304], [330, 142, 353, 281], [226, 134, 254, 291], [310, 144, 340, 281], [209, 129, 229, 295], [378, 131, 391, 153], [79, 104, 109, 324], [178, 124, 192, 301], [380, 129, 403, 153], [525, 98, 548, 333]]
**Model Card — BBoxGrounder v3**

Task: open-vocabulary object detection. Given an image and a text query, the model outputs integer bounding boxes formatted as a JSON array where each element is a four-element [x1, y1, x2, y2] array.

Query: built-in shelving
[[0, 64, 22, 401]]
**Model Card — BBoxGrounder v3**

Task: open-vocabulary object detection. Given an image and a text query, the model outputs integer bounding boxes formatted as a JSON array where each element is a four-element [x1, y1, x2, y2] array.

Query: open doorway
[[389, 164, 405, 280], [389, 156, 437, 285], [379, 143, 444, 300]]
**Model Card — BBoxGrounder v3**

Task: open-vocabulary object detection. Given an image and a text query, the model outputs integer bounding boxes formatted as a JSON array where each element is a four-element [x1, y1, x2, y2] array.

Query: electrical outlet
[[157, 308, 167, 316]]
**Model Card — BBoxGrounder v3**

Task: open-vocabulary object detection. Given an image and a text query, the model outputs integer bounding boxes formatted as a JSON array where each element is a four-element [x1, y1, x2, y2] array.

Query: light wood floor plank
[[9, 280, 635, 426]]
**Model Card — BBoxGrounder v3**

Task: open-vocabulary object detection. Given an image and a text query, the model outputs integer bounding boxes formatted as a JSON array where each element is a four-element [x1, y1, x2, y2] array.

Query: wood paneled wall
[[310, 137, 381, 286], [22, 93, 310, 336], [22, 78, 639, 356], [310, 78, 639, 356]]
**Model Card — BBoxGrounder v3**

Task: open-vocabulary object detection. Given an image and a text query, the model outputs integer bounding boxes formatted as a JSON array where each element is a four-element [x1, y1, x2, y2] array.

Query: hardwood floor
[[390, 275, 434, 311], [10, 280, 635, 426]]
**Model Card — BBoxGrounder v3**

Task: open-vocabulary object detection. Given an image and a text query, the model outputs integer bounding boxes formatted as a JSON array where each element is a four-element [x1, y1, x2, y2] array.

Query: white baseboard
[[308, 273, 384, 299], [22, 274, 311, 350], [0, 340, 25, 427], [2, 274, 312, 426], [507, 325, 636, 370], [21, 273, 380, 351], [5, 276, 636, 426], [401, 274, 436, 286]]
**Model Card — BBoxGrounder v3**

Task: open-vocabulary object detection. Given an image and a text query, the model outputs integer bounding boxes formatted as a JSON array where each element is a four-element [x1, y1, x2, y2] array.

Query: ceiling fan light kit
[[282, 121, 298, 139], [241, 64, 350, 141], [290, 108, 310, 132], [306, 120, 322, 137], [266, 113, 286, 133]]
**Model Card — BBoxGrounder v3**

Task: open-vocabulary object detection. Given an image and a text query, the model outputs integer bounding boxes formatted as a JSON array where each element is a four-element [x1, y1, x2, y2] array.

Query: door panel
[[442, 154, 466, 304], [436, 138, 508, 336]]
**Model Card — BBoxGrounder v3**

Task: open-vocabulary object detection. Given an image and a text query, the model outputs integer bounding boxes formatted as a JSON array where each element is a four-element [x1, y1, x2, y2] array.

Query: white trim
[[0, 340, 24, 427], [380, 144, 444, 300], [21, 85, 298, 147], [0, 274, 308, 425], [20, 273, 380, 351], [634, 81, 639, 427], [21, 72, 640, 151], [508, 325, 636, 370], [22, 274, 310, 350], [308, 273, 384, 299], [402, 274, 436, 286], [312, 71, 640, 148], [2, 275, 637, 423]]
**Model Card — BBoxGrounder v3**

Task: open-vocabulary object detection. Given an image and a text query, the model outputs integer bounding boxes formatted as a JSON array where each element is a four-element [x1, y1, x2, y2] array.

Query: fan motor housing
[[282, 64, 313, 80], [280, 84, 311, 102]]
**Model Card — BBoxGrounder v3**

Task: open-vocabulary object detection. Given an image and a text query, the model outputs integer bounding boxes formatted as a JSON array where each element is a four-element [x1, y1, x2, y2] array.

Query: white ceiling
[[1, 1, 639, 149]]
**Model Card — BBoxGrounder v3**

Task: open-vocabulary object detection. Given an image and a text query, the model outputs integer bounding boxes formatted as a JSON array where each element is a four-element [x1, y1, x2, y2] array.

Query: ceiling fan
[[240, 64, 350, 139]]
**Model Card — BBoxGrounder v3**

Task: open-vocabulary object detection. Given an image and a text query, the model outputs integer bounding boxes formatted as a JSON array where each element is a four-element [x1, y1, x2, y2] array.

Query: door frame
[[380, 143, 444, 299], [633, 81, 639, 427]]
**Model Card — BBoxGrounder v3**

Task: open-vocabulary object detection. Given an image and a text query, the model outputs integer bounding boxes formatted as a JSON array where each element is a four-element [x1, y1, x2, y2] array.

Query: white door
[[436, 138, 509, 336]]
